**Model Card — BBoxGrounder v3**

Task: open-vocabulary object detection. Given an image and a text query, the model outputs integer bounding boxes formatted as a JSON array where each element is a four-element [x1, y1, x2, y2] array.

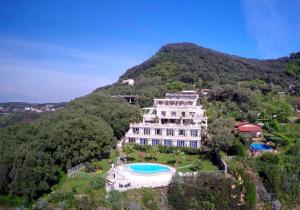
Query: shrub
[[264, 135, 288, 146], [90, 175, 105, 190], [75, 196, 92, 210], [0, 195, 25, 207], [285, 142, 300, 156], [227, 142, 245, 157], [34, 199, 48, 209], [260, 153, 280, 164], [168, 173, 245, 209], [135, 144, 201, 155], [190, 159, 203, 171], [107, 190, 126, 210], [48, 191, 74, 205], [142, 189, 159, 210], [243, 174, 256, 209]]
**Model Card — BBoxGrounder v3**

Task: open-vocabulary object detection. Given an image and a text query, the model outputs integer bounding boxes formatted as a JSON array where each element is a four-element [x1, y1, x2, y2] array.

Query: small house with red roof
[[200, 89, 210, 96], [236, 121, 262, 140]]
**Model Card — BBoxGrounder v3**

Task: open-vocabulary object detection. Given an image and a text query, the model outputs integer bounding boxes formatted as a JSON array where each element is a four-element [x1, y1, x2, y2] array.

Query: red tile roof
[[238, 124, 262, 132], [235, 121, 250, 128]]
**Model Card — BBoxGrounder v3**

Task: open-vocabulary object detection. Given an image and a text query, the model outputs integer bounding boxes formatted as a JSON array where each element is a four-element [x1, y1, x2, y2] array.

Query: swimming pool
[[250, 143, 272, 151], [107, 163, 176, 191], [126, 163, 171, 174]]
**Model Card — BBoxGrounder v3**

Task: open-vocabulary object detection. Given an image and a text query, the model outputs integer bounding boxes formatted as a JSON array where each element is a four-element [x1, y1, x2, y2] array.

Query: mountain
[[96, 42, 299, 108], [120, 42, 299, 87]]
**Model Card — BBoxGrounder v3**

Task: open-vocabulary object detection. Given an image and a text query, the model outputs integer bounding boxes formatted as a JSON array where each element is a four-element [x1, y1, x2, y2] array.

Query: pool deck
[[106, 163, 176, 191], [249, 143, 274, 156]]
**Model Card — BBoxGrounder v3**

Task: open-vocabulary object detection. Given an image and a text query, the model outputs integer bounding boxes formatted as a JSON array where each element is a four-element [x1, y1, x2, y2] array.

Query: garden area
[[121, 144, 219, 172], [37, 145, 219, 209]]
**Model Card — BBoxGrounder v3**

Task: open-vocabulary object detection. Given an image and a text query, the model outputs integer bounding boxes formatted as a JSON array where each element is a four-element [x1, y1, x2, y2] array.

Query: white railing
[[67, 162, 88, 176]]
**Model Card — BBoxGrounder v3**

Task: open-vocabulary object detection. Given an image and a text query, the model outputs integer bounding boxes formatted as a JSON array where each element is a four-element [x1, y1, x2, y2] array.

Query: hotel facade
[[124, 90, 208, 148]]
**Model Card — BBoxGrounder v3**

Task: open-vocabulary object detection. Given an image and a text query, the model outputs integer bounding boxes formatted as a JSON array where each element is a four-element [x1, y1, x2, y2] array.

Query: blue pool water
[[127, 163, 170, 174], [250, 143, 272, 151]]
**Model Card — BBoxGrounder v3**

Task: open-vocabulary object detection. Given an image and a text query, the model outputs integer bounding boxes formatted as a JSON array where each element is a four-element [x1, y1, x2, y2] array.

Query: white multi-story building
[[125, 90, 208, 148]]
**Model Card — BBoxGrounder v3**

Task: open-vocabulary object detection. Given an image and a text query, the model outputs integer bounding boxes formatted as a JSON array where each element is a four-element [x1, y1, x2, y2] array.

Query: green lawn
[[126, 149, 218, 172]]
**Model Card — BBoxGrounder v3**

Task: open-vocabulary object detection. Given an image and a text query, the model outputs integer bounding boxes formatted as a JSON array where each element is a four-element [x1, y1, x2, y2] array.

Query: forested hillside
[[0, 93, 141, 201], [121, 43, 300, 88], [0, 42, 300, 208]]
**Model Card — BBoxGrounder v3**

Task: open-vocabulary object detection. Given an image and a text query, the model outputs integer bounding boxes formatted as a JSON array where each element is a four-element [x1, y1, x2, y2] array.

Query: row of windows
[[132, 128, 199, 136], [160, 111, 196, 117], [128, 138, 199, 148], [156, 101, 194, 106]]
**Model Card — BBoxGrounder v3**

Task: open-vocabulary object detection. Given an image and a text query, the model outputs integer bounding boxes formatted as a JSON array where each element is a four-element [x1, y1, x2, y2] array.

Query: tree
[[285, 62, 299, 77], [173, 149, 185, 166], [209, 118, 235, 151], [167, 81, 187, 91], [177, 72, 196, 84], [146, 146, 159, 160], [190, 159, 203, 171], [51, 117, 114, 168], [122, 144, 135, 160]]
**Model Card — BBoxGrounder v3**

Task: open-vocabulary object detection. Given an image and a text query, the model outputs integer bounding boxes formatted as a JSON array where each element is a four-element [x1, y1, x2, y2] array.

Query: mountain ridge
[[119, 42, 299, 88]]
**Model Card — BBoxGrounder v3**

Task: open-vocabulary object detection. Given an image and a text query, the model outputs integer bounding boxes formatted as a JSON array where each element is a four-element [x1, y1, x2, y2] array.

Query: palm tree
[[146, 146, 159, 160], [191, 159, 203, 171], [122, 144, 134, 161], [173, 149, 185, 166]]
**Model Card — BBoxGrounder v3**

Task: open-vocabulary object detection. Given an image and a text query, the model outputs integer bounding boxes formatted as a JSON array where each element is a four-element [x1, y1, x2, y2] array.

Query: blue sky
[[0, 0, 299, 102]]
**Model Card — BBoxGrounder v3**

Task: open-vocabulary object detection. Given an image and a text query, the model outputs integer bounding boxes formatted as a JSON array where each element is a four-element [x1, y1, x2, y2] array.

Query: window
[[133, 127, 139, 134], [140, 138, 148, 145], [155, 129, 162, 135], [161, 111, 166, 117], [144, 128, 150, 135], [179, 129, 186, 136], [164, 140, 172, 146], [171, 111, 176, 117], [190, 130, 198, 137], [190, 141, 198, 148], [177, 140, 185, 147], [189, 112, 195, 117], [166, 129, 174, 136], [152, 110, 157, 115], [182, 112, 186, 117], [128, 138, 136, 143], [152, 139, 160, 145]]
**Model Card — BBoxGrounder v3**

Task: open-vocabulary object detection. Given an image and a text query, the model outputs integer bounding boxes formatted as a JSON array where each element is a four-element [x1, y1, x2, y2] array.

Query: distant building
[[122, 79, 135, 86], [111, 95, 138, 104], [125, 90, 208, 148], [200, 89, 210, 96], [236, 122, 262, 140]]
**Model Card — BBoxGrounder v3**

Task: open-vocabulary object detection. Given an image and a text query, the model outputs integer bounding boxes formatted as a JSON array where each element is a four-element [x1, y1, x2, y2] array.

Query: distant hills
[[0, 102, 67, 114], [0, 102, 67, 110]]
